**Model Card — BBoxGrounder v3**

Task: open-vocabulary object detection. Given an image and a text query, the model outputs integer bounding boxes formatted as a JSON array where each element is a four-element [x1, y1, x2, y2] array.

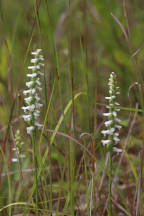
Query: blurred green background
[[0, 0, 144, 214]]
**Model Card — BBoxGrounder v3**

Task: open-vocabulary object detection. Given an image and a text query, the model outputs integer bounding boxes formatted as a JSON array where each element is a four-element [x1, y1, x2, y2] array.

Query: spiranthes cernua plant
[[12, 129, 25, 163], [101, 72, 122, 216], [101, 72, 122, 153], [22, 49, 44, 215], [22, 49, 44, 135]]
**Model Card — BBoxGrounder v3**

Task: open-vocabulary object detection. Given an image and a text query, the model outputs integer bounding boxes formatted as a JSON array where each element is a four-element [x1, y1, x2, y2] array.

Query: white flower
[[31, 58, 38, 63], [105, 96, 116, 100], [115, 118, 121, 123], [115, 102, 120, 105], [104, 120, 113, 127], [27, 126, 35, 134], [31, 49, 42, 55], [101, 128, 115, 136], [26, 81, 34, 88], [113, 136, 120, 143], [12, 158, 18, 162], [39, 63, 44, 67], [36, 103, 43, 108], [23, 88, 36, 95], [35, 94, 40, 101], [35, 122, 43, 129], [28, 65, 40, 70], [112, 111, 117, 117], [24, 96, 33, 104], [103, 113, 111, 117], [113, 147, 122, 153], [101, 72, 122, 152], [115, 125, 122, 130], [102, 140, 111, 146], [27, 73, 37, 78], [36, 78, 41, 86], [22, 105, 35, 112], [36, 86, 42, 91], [22, 114, 31, 122], [22, 49, 44, 134]]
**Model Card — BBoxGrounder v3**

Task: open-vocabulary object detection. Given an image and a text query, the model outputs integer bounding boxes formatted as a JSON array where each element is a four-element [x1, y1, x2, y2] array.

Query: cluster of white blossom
[[22, 49, 44, 135], [12, 130, 25, 162], [101, 72, 122, 153]]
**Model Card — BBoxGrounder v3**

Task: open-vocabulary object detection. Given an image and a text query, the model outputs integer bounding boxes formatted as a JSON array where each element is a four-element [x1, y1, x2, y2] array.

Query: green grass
[[0, 0, 144, 215]]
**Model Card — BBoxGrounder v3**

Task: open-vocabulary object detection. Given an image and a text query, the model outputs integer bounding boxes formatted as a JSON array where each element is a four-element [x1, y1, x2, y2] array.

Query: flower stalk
[[12, 129, 25, 163], [22, 49, 44, 216], [22, 49, 44, 135], [101, 72, 122, 215]]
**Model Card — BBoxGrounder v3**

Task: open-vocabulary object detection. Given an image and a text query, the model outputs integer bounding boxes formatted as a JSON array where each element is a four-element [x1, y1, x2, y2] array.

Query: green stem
[[108, 150, 112, 216], [69, 140, 74, 216], [32, 131, 39, 216], [0, 147, 12, 216], [49, 142, 53, 214]]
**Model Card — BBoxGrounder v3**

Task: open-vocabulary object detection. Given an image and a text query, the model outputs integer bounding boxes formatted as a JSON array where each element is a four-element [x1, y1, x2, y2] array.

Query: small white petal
[[22, 114, 31, 122], [23, 88, 36, 95], [22, 106, 29, 112], [105, 97, 111, 100], [26, 81, 34, 88], [113, 147, 122, 153], [23, 89, 31, 95], [115, 118, 121, 123], [31, 89, 36, 94], [27, 126, 35, 134], [102, 140, 111, 146], [35, 122, 43, 129], [27, 73, 37, 78], [39, 63, 44, 67], [112, 111, 117, 117], [109, 128, 115, 134], [115, 102, 120, 106], [36, 78, 41, 86], [31, 58, 38, 63], [116, 108, 120, 112], [103, 113, 111, 117], [34, 110, 40, 118], [114, 133, 119, 137], [24, 96, 33, 104], [113, 137, 120, 143], [116, 91, 120, 95], [39, 56, 44, 61], [101, 128, 115, 136], [115, 125, 122, 130], [12, 158, 18, 162], [35, 94, 40, 101], [31, 49, 42, 55], [101, 130, 108, 136], [36, 103, 43, 108], [36, 86, 42, 91], [28, 65, 40, 70], [104, 120, 113, 127], [26, 104, 35, 111]]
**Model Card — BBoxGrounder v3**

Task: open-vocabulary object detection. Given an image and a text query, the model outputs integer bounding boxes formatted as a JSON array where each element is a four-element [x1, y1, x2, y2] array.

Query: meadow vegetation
[[0, 0, 144, 215]]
